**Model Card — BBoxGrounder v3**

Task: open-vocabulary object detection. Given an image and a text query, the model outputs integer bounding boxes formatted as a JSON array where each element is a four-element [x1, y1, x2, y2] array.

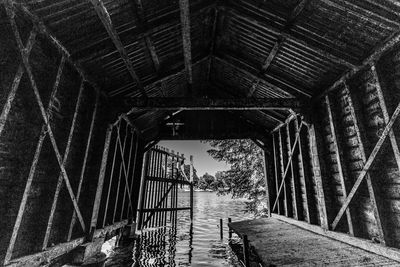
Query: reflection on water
[[105, 191, 253, 267]]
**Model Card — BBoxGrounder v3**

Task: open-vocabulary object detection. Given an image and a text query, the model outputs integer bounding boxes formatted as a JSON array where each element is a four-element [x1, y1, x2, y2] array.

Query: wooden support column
[[286, 123, 299, 219], [127, 134, 140, 222], [325, 95, 354, 236], [332, 83, 386, 244], [136, 151, 150, 230], [263, 148, 272, 217], [294, 117, 311, 223], [120, 131, 135, 222], [178, 0, 193, 95], [272, 133, 281, 214], [307, 122, 329, 229], [371, 64, 400, 172], [278, 129, 289, 216], [68, 92, 99, 241], [112, 123, 129, 223], [90, 125, 113, 236], [102, 128, 119, 228]]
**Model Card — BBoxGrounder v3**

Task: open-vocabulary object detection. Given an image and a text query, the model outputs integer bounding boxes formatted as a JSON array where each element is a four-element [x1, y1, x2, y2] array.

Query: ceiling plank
[[214, 54, 312, 98], [89, 0, 147, 97], [220, 5, 357, 70], [128, 97, 302, 110], [315, 30, 400, 100]]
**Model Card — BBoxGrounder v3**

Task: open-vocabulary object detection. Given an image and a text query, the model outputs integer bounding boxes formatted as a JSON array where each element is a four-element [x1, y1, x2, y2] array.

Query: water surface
[[104, 191, 252, 266]]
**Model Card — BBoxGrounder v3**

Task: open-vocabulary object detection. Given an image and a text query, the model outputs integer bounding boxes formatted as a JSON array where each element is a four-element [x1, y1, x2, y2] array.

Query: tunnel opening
[[3, 0, 400, 266]]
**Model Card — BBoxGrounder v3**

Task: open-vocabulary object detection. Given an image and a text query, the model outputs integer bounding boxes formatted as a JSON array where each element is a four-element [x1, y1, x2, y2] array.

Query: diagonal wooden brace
[[7, 7, 86, 232], [116, 125, 135, 216], [272, 121, 304, 211], [331, 100, 400, 230]]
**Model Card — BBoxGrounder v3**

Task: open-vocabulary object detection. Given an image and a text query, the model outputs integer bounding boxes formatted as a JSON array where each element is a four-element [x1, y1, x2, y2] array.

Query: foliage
[[197, 172, 216, 190], [204, 139, 269, 215]]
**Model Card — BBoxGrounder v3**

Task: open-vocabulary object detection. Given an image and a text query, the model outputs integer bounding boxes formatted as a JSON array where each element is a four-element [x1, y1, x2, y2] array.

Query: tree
[[197, 172, 215, 190], [204, 140, 268, 215]]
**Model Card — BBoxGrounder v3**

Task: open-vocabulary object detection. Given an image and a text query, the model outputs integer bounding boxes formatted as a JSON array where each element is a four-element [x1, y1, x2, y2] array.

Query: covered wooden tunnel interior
[[4, 0, 400, 265]]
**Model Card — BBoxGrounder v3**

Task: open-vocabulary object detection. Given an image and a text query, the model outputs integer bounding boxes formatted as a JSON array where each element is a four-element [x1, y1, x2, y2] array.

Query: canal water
[[103, 191, 253, 266]]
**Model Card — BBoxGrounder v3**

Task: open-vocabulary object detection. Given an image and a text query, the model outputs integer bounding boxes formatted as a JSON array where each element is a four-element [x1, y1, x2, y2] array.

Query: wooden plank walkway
[[229, 217, 400, 266]]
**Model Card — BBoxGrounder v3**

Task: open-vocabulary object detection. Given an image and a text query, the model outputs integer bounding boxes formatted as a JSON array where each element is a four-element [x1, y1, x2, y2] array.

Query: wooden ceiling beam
[[261, 0, 309, 72], [72, 1, 215, 62], [131, 0, 160, 73], [214, 54, 312, 98], [179, 0, 193, 95], [90, 0, 147, 97], [220, 5, 357, 70], [127, 97, 302, 111], [315, 29, 400, 100]]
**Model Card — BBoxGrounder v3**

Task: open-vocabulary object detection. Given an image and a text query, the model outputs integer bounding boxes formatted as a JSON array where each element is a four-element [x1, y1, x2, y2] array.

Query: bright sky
[[158, 140, 230, 177]]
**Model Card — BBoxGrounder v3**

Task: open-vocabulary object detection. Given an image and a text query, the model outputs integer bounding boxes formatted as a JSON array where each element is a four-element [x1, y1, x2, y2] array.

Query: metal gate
[[136, 146, 193, 230]]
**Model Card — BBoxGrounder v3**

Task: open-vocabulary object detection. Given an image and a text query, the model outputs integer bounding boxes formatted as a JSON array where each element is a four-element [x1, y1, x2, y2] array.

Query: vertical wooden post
[[90, 125, 113, 237], [344, 82, 386, 244], [243, 235, 250, 267], [272, 133, 281, 214], [220, 218, 223, 239], [278, 129, 289, 217], [136, 151, 149, 230], [286, 123, 299, 219], [228, 218, 232, 239], [307, 123, 329, 230], [371, 64, 400, 172], [189, 155, 194, 182], [68, 92, 99, 241], [325, 95, 354, 235], [263, 148, 272, 217], [103, 128, 119, 228], [294, 117, 311, 223]]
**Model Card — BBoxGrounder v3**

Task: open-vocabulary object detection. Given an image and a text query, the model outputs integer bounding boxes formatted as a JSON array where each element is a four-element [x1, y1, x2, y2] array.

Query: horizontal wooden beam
[[128, 97, 302, 110]]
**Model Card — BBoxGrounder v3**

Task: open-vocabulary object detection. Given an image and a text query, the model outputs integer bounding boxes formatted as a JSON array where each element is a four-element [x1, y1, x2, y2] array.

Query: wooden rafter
[[220, 5, 356, 70], [128, 97, 302, 110], [90, 0, 147, 97], [131, 0, 161, 73], [316, 27, 400, 99], [214, 54, 312, 98], [179, 0, 193, 93], [260, 0, 309, 72]]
